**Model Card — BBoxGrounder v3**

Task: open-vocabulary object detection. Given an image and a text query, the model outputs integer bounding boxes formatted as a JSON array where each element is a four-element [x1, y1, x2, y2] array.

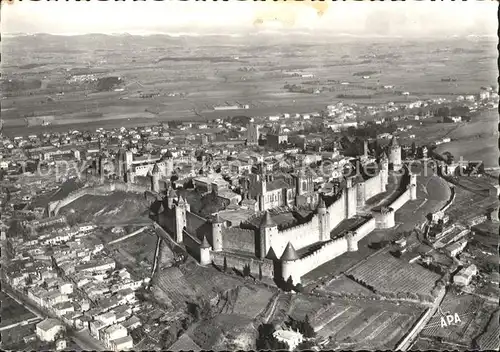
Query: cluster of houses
[[5, 220, 150, 351]]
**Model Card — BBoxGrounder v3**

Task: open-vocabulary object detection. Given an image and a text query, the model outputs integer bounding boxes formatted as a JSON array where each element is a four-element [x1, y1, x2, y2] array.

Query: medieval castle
[[147, 137, 417, 285]]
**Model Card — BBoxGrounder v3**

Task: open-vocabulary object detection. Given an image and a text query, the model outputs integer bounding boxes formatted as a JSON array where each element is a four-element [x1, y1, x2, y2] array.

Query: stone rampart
[[364, 173, 383, 201], [274, 215, 320, 257], [211, 251, 274, 278], [352, 217, 376, 242], [288, 237, 349, 279]]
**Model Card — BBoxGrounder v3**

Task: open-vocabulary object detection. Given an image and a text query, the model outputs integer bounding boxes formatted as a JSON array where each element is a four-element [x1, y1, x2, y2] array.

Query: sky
[[1, 0, 498, 37]]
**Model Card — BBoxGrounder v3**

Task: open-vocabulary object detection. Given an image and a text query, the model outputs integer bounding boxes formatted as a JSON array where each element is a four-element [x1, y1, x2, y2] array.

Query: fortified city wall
[[222, 228, 256, 255], [272, 215, 320, 257], [282, 168, 415, 284], [211, 251, 275, 278]]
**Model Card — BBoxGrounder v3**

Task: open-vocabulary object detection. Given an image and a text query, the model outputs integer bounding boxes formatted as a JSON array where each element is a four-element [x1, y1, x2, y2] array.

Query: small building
[[103, 324, 128, 348], [36, 318, 65, 342], [453, 264, 478, 286], [445, 240, 468, 257], [110, 335, 134, 351], [273, 329, 304, 351], [59, 282, 73, 295]]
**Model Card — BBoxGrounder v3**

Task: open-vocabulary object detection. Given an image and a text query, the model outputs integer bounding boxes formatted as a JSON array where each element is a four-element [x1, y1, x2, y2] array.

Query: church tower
[[174, 196, 188, 243], [317, 198, 330, 242], [380, 151, 389, 191], [388, 136, 402, 171], [151, 163, 160, 193], [259, 165, 267, 211], [164, 150, 174, 177], [247, 122, 260, 146], [212, 213, 224, 252]]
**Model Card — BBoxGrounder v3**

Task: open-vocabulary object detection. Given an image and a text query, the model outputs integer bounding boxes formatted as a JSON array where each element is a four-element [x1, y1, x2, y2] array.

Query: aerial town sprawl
[[1, 15, 499, 352]]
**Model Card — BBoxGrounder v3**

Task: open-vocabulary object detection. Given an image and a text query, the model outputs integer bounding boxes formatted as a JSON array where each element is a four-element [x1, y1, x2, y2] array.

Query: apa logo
[[440, 313, 461, 328]]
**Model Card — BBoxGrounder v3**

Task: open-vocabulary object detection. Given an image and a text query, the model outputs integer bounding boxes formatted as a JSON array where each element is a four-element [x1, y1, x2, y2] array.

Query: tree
[[285, 276, 295, 292], [223, 256, 228, 273], [302, 315, 316, 338], [256, 323, 288, 351], [436, 106, 450, 118], [242, 264, 251, 278], [477, 162, 485, 174], [294, 283, 304, 293], [297, 341, 316, 350], [187, 299, 212, 322], [411, 141, 416, 156]]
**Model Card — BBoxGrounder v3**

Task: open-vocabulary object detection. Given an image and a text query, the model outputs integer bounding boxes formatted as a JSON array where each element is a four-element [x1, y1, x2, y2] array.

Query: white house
[[273, 329, 304, 351], [59, 282, 73, 295], [453, 264, 478, 286], [111, 335, 134, 351], [103, 324, 128, 348], [36, 318, 65, 342]]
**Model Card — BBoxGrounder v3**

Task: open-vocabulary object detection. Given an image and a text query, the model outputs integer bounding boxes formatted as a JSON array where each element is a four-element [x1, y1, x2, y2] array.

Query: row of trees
[[286, 315, 316, 338]]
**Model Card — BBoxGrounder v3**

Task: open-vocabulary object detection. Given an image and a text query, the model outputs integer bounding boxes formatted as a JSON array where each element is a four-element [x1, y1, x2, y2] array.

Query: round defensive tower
[[346, 231, 358, 252], [281, 242, 300, 285], [373, 206, 396, 229], [199, 235, 212, 266]]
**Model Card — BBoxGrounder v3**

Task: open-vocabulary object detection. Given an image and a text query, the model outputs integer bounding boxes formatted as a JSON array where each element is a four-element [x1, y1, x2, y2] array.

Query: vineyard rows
[[154, 268, 197, 305], [375, 314, 415, 348], [232, 286, 274, 318], [356, 312, 398, 343], [317, 307, 364, 338], [477, 310, 500, 350], [312, 303, 351, 328], [334, 307, 383, 341], [270, 293, 293, 324], [289, 296, 327, 321], [346, 253, 440, 296], [478, 325, 500, 350]]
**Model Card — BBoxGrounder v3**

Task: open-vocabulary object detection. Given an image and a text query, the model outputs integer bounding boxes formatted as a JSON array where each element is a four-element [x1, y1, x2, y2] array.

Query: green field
[[2, 35, 496, 137], [59, 191, 152, 225]]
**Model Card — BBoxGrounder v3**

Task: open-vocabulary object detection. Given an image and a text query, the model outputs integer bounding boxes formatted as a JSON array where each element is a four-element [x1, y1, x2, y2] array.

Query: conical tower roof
[[152, 163, 160, 174], [380, 150, 389, 161], [260, 211, 276, 228], [281, 242, 299, 261], [200, 235, 211, 249]]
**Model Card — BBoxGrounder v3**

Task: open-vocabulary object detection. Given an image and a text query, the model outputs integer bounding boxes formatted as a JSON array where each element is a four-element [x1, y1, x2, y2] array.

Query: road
[[108, 226, 148, 245], [396, 287, 447, 351], [1, 283, 105, 351], [0, 317, 42, 332]]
